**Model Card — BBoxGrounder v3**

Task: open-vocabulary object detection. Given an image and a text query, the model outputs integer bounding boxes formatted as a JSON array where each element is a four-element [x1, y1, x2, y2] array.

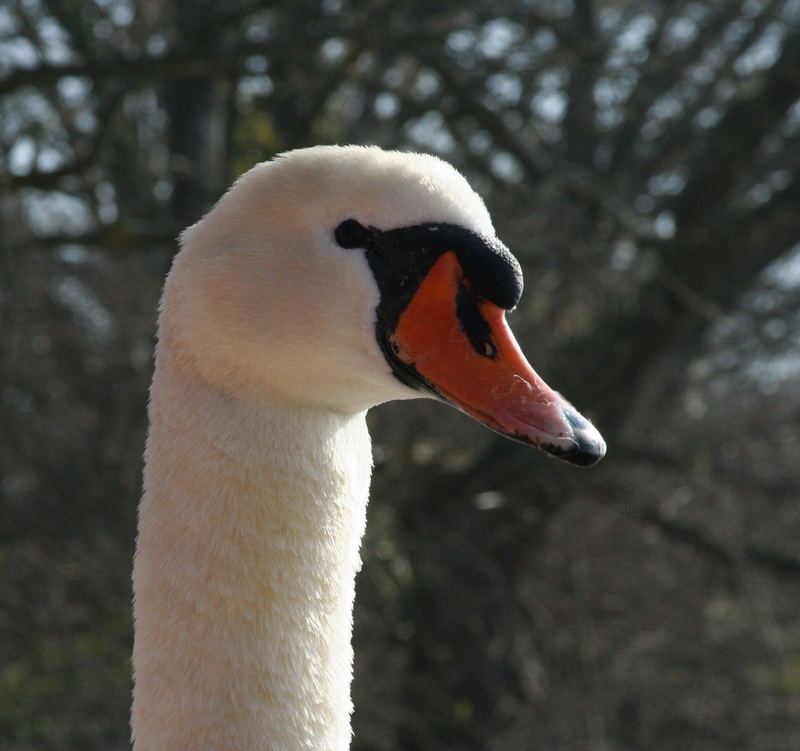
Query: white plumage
[[132, 145, 604, 751]]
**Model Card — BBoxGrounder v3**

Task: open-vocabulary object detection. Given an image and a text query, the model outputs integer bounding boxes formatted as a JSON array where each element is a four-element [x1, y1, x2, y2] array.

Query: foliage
[[2, 1, 800, 749]]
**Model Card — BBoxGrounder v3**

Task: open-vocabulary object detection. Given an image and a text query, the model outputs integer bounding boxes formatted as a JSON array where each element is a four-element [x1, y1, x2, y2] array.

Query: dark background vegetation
[[2, 1, 800, 749]]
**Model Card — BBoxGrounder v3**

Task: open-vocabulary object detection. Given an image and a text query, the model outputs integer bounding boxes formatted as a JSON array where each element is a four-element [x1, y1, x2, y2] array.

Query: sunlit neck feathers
[[132, 144, 604, 751]]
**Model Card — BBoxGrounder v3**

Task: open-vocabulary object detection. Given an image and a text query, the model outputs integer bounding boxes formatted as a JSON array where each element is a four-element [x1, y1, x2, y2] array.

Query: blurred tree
[[1, 1, 800, 749]]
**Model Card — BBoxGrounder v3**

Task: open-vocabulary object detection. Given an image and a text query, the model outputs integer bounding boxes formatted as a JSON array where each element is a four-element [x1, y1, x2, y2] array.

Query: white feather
[[132, 145, 495, 750]]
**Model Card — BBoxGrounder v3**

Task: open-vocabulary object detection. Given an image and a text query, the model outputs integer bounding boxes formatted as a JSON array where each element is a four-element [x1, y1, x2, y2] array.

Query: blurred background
[[2, 0, 800, 749]]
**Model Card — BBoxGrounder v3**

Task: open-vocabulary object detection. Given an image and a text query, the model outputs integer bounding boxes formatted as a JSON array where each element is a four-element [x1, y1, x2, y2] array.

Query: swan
[[131, 145, 605, 751]]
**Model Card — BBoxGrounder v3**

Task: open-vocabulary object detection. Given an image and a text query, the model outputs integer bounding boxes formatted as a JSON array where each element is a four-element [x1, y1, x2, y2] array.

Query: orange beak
[[389, 252, 605, 466]]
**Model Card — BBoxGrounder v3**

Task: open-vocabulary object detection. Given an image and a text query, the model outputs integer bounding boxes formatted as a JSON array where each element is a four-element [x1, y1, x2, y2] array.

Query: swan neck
[[132, 347, 372, 751]]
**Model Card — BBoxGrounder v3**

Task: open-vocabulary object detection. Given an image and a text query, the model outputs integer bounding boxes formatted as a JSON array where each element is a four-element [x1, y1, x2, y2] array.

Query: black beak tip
[[544, 439, 606, 467], [561, 440, 606, 467], [545, 404, 607, 467]]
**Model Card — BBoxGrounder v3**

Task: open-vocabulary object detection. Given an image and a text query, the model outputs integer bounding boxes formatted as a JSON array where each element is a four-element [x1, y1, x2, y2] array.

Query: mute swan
[[132, 145, 605, 751]]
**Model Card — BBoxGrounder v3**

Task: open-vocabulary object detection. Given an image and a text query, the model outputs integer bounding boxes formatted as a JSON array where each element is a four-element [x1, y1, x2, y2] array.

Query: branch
[[666, 26, 800, 232], [642, 0, 785, 177], [562, 0, 601, 165], [421, 51, 658, 241], [584, 449, 800, 579], [0, 28, 346, 97], [608, 1, 745, 170], [6, 87, 124, 190], [613, 443, 800, 501], [631, 501, 800, 578], [18, 224, 181, 251], [0, 52, 220, 96], [420, 51, 551, 179]]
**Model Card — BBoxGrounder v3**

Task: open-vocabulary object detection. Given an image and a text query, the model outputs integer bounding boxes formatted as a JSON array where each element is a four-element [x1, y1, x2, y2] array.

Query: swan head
[[163, 145, 605, 466]]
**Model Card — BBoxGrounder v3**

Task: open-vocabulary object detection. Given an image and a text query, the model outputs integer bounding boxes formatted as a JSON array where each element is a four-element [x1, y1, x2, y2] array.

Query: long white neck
[[131, 338, 373, 751]]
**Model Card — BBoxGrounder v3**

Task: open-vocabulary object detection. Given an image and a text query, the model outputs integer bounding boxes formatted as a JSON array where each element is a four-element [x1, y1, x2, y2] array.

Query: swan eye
[[334, 219, 368, 249]]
